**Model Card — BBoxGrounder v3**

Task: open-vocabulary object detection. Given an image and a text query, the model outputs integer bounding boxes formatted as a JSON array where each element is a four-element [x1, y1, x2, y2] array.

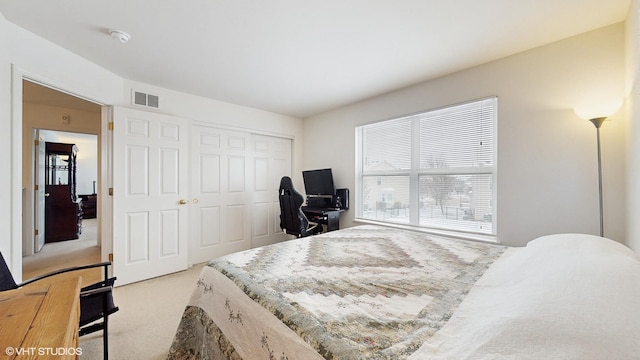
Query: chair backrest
[[0, 252, 18, 291], [278, 176, 311, 237]]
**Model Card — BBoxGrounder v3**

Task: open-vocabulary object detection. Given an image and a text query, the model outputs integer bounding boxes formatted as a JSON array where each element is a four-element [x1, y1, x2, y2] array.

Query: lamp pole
[[589, 117, 606, 237]]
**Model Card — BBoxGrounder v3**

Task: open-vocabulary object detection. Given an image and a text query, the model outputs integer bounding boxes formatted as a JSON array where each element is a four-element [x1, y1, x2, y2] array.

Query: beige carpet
[[79, 263, 205, 359], [22, 219, 102, 286]]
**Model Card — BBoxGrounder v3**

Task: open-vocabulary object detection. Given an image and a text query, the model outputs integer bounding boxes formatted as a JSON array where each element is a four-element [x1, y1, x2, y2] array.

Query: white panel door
[[251, 134, 291, 248], [189, 125, 252, 264], [112, 107, 189, 285]]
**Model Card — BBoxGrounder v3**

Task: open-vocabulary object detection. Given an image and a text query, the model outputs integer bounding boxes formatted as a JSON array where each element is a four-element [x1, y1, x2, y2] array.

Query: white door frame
[[34, 129, 46, 253], [10, 65, 111, 281]]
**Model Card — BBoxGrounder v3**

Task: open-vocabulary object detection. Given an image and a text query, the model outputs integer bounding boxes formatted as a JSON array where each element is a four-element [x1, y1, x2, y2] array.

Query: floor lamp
[[587, 117, 606, 237], [575, 99, 622, 238]]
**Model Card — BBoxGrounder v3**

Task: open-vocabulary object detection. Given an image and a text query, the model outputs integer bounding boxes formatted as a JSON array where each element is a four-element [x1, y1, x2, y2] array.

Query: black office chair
[[0, 252, 118, 360], [279, 176, 322, 237]]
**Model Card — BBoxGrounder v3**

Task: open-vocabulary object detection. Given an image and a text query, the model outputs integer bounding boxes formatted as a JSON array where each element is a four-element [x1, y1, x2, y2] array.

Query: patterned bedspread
[[168, 225, 505, 359]]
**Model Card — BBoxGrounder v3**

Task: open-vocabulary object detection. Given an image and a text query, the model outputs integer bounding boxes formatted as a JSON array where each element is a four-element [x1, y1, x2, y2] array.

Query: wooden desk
[[0, 277, 81, 359]]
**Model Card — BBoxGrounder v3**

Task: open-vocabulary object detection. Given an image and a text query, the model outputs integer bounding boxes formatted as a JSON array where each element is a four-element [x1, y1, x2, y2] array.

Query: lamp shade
[[574, 98, 623, 120]]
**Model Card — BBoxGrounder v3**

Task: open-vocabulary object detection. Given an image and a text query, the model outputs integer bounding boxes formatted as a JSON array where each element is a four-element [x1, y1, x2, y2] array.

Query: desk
[[302, 207, 344, 232], [79, 194, 97, 219], [0, 277, 81, 359]]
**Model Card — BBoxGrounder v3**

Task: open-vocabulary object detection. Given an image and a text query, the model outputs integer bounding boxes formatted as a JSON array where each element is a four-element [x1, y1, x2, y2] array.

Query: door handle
[[44, 193, 50, 197], [179, 199, 188, 205]]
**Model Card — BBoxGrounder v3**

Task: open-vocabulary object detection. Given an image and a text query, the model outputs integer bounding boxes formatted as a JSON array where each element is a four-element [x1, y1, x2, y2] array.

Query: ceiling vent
[[132, 90, 159, 109]]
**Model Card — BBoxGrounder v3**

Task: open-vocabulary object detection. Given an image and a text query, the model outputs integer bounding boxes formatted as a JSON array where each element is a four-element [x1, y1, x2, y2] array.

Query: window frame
[[355, 97, 497, 237]]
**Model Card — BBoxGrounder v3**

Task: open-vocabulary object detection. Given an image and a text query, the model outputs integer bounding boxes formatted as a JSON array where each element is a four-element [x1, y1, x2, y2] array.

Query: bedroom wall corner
[[302, 24, 627, 247]]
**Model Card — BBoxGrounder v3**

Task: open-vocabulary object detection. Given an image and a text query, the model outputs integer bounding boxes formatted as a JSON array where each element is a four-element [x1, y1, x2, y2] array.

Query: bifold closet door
[[189, 125, 292, 264]]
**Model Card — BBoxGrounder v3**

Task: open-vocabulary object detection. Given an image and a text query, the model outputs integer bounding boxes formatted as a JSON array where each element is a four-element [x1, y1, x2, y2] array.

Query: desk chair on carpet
[[279, 176, 322, 237], [0, 252, 118, 360]]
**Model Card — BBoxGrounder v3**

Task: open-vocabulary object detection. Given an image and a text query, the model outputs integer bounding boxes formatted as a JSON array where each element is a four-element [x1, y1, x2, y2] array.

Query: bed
[[168, 225, 640, 359]]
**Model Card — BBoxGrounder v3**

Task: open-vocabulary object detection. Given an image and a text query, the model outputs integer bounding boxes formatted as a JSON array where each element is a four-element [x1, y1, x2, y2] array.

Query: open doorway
[[21, 80, 103, 285]]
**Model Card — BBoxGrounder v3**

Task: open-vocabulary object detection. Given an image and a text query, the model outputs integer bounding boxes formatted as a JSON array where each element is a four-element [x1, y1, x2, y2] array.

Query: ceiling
[[0, 0, 630, 118]]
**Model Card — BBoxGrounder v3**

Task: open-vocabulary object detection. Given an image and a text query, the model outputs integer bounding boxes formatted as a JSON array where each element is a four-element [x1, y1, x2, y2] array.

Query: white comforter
[[414, 233, 640, 359]]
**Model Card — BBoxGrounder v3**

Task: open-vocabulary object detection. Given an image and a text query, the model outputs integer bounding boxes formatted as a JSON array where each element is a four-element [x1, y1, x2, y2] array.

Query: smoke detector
[[109, 30, 131, 44]]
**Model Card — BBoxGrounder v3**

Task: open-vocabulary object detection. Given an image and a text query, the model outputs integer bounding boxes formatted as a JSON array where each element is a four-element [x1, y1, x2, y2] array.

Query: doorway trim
[[11, 64, 111, 282]]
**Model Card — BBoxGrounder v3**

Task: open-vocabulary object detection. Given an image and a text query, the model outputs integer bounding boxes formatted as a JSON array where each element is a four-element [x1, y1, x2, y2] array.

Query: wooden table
[[0, 277, 81, 359]]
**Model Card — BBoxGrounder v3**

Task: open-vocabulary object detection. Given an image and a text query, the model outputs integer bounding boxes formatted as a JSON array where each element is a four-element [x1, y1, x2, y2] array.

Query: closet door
[[189, 125, 252, 264], [188, 126, 292, 264], [251, 134, 292, 248]]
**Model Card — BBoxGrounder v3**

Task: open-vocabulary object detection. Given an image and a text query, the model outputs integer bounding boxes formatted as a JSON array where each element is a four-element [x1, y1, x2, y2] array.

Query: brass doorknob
[[179, 199, 188, 205]]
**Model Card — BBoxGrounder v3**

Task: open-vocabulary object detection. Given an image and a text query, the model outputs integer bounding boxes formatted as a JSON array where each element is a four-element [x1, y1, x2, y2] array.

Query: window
[[355, 97, 496, 235]]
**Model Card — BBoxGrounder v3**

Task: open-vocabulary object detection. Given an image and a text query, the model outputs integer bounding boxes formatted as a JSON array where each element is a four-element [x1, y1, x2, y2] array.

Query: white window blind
[[356, 97, 496, 235]]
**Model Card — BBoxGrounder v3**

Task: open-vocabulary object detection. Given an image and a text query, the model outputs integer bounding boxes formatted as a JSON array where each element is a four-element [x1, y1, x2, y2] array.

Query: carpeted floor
[[79, 263, 205, 359], [22, 218, 102, 286]]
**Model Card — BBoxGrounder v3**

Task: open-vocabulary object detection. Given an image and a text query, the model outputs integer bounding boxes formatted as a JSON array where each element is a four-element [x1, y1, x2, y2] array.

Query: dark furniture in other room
[[79, 194, 97, 219], [45, 142, 82, 242]]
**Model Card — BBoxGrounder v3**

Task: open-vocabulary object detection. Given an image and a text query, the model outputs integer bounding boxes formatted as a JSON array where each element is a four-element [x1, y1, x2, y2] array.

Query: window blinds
[[357, 97, 496, 235], [363, 117, 412, 171]]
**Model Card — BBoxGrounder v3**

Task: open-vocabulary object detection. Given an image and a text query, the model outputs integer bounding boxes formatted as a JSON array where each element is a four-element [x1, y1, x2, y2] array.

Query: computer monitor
[[302, 168, 335, 197]]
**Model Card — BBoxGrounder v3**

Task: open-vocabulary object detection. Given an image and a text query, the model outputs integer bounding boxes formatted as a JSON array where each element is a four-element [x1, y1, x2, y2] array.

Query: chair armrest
[[17, 262, 112, 288], [80, 285, 113, 297]]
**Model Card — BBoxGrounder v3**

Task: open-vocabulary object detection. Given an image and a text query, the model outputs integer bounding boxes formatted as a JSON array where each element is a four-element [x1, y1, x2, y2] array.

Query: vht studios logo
[[5, 347, 83, 356]]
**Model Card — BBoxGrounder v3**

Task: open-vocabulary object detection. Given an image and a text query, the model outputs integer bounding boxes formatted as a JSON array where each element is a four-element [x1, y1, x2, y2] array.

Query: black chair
[[0, 252, 118, 360], [279, 176, 322, 237]]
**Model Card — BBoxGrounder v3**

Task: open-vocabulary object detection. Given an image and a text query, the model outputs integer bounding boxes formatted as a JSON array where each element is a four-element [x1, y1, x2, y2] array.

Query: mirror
[[46, 153, 70, 185]]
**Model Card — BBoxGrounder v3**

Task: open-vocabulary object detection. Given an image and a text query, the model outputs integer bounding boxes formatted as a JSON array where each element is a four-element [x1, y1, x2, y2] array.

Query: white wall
[[0, 14, 14, 269], [303, 24, 627, 247], [0, 14, 304, 276], [626, 0, 640, 252]]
